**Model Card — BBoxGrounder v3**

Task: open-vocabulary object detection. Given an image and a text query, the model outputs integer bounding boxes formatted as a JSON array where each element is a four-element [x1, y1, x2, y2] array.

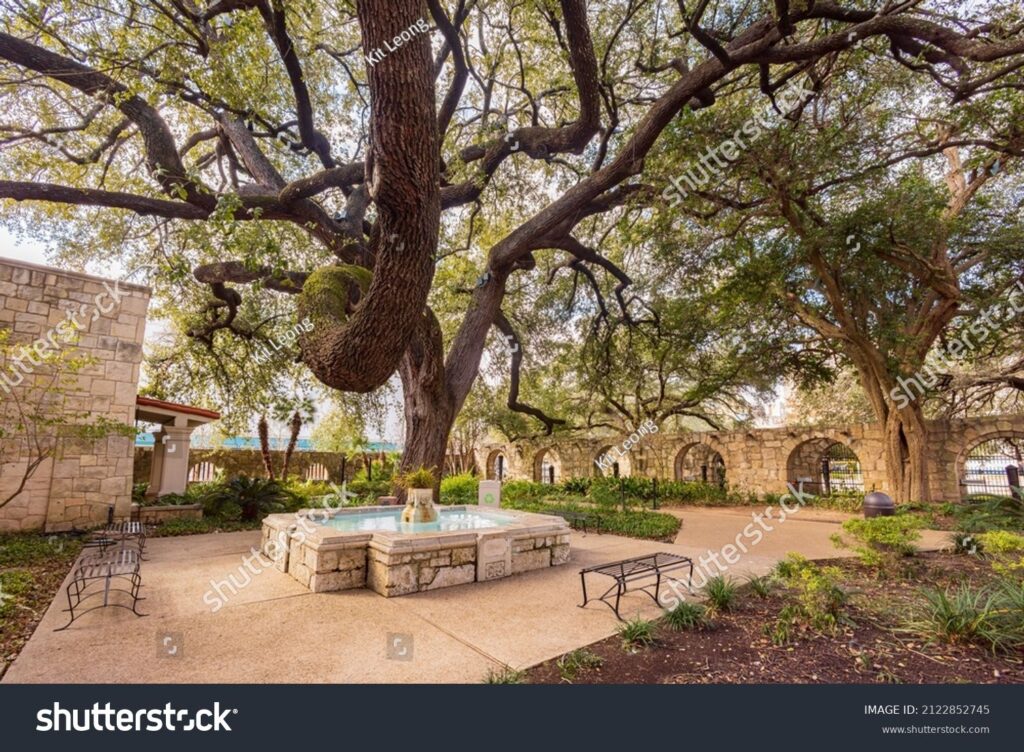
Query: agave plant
[[202, 476, 294, 521]]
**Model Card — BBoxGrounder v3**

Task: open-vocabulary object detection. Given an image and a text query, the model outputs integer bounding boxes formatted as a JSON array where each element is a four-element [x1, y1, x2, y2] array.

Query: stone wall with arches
[[474, 413, 1024, 502]]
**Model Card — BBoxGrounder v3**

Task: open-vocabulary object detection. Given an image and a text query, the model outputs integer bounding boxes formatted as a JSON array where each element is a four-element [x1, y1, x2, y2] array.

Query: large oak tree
[[2, 0, 1023, 488]]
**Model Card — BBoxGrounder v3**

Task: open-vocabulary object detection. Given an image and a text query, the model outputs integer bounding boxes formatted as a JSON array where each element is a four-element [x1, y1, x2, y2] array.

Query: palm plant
[[202, 476, 294, 521]]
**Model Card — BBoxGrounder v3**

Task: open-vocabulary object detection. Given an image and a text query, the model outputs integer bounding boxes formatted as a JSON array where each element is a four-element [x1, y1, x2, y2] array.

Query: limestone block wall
[[476, 413, 1024, 502], [134, 447, 355, 486], [0, 258, 149, 531]]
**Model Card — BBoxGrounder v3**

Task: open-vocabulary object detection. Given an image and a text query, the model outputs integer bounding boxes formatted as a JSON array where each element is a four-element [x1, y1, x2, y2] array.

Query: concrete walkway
[[3, 508, 949, 683]]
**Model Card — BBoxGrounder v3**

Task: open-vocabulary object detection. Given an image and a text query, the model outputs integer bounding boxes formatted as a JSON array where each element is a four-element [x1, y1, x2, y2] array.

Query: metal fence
[[963, 438, 1024, 497]]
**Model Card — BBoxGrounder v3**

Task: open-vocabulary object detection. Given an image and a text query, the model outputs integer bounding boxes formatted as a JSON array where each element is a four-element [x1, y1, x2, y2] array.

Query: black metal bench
[[579, 552, 694, 620], [55, 546, 146, 631], [551, 508, 602, 535], [82, 521, 147, 558]]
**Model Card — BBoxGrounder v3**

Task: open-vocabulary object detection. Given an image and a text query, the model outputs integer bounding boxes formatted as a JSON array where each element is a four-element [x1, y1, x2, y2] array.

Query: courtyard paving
[[3, 507, 948, 683]]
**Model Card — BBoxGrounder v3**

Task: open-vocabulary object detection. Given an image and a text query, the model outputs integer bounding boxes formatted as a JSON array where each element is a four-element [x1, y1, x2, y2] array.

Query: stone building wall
[[0, 257, 149, 531], [475, 414, 1024, 502]]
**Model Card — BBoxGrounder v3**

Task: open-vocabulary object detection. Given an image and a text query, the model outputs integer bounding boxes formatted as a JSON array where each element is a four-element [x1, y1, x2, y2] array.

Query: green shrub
[[746, 574, 773, 599], [768, 558, 849, 639], [617, 616, 657, 649], [792, 564, 849, 632], [831, 516, 922, 568], [976, 530, 1024, 553], [772, 552, 812, 579], [950, 531, 982, 555], [703, 575, 738, 612], [149, 517, 263, 536], [483, 666, 526, 684], [440, 472, 477, 503], [395, 467, 437, 490], [498, 495, 680, 541], [976, 531, 1024, 575], [804, 491, 864, 514], [502, 480, 549, 502], [560, 477, 591, 495], [909, 579, 1024, 653], [0, 570, 34, 616], [0, 533, 81, 566], [663, 601, 708, 631], [345, 478, 390, 501], [556, 648, 603, 682], [200, 476, 295, 521], [955, 493, 1024, 532]]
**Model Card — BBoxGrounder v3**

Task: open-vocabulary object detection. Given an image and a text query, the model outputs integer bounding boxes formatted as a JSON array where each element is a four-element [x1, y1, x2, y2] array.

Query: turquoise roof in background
[[135, 434, 400, 452]]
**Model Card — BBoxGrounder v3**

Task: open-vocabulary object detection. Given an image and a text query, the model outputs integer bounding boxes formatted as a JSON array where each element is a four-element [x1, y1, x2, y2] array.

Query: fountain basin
[[260, 505, 571, 596]]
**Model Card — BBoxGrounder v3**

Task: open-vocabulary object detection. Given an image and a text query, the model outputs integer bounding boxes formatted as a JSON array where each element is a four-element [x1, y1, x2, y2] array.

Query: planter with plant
[[396, 467, 438, 524]]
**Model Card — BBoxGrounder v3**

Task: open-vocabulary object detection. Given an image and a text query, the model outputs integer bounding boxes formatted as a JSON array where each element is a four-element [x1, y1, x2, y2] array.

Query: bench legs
[[578, 559, 695, 621], [55, 569, 146, 632]]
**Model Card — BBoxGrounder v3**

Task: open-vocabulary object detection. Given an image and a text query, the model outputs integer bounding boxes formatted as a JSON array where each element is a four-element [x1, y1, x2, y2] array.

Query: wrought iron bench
[[55, 547, 146, 631], [82, 520, 148, 558], [579, 551, 694, 620], [551, 508, 602, 535]]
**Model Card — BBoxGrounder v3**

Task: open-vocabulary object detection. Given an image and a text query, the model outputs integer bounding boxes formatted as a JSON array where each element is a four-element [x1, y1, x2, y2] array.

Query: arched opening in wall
[[486, 450, 507, 481], [786, 438, 863, 495], [188, 461, 217, 483], [961, 436, 1024, 499], [534, 448, 561, 484], [674, 444, 726, 486], [593, 446, 632, 478], [305, 463, 329, 482]]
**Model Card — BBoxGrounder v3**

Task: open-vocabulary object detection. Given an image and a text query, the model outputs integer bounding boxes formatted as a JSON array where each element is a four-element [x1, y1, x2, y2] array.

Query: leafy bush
[[831, 516, 922, 568], [909, 579, 1024, 653], [283, 479, 336, 502], [502, 480, 551, 503], [950, 531, 982, 555], [663, 601, 708, 631], [142, 482, 214, 507], [772, 552, 812, 579], [440, 472, 477, 503], [0, 533, 81, 566], [976, 530, 1024, 575], [954, 493, 1024, 532], [149, 517, 263, 536], [976, 530, 1024, 553], [792, 564, 849, 632], [499, 495, 680, 541], [560, 477, 591, 495], [617, 616, 657, 649], [346, 478, 391, 501], [746, 574, 773, 599], [768, 556, 849, 638], [0, 570, 34, 616], [703, 575, 738, 612], [556, 648, 603, 682], [483, 666, 526, 684], [803, 491, 864, 513], [200, 476, 295, 521], [396, 466, 437, 490]]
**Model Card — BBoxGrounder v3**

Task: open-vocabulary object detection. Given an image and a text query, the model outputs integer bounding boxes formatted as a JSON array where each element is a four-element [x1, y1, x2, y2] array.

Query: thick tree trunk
[[257, 415, 275, 480], [882, 400, 932, 502], [850, 352, 933, 502], [398, 310, 454, 500]]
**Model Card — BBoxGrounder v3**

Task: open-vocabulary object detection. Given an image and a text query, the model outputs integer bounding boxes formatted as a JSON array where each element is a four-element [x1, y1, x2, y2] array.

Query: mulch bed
[[528, 552, 1024, 684], [0, 534, 82, 680]]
